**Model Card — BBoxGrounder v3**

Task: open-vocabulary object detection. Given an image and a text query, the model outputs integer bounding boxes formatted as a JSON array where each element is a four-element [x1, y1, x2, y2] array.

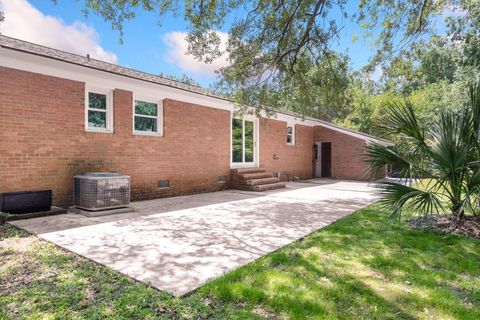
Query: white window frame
[[132, 95, 163, 136], [287, 123, 295, 146], [85, 87, 113, 133]]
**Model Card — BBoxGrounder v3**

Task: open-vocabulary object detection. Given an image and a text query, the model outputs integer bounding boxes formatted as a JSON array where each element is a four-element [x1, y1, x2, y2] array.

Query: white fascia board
[[256, 109, 319, 126], [365, 139, 395, 147], [315, 120, 393, 146]]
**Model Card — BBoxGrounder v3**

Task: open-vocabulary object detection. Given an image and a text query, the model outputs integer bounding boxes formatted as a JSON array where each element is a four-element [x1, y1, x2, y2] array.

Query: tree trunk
[[452, 202, 464, 221]]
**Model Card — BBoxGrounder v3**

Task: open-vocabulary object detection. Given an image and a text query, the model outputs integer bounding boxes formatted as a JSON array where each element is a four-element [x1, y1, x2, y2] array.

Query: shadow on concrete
[[11, 180, 365, 234], [27, 181, 378, 296]]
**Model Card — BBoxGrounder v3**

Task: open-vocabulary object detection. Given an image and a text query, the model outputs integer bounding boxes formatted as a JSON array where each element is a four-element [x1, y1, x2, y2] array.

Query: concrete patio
[[11, 180, 379, 296]]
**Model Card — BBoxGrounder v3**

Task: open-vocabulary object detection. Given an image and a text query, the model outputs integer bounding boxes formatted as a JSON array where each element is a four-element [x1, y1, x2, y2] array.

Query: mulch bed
[[409, 214, 480, 239]]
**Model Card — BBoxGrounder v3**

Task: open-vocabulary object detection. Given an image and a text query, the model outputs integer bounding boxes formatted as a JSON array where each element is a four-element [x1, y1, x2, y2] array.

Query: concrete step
[[233, 168, 266, 175], [245, 177, 280, 186], [252, 182, 287, 191], [238, 172, 273, 180]]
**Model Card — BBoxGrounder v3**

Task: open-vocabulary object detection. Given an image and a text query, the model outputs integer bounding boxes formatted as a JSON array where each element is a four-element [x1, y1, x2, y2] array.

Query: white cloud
[[162, 31, 229, 77], [0, 0, 117, 63], [368, 65, 383, 82]]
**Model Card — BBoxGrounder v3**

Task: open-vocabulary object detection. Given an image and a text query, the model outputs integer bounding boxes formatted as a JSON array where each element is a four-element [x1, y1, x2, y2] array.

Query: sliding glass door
[[232, 118, 256, 166]]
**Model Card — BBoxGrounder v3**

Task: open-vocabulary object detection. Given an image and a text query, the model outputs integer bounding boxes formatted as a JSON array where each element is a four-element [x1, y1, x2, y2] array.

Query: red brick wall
[[0, 67, 231, 207], [313, 126, 383, 180], [0, 66, 381, 209], [259, 118, 313, 179]]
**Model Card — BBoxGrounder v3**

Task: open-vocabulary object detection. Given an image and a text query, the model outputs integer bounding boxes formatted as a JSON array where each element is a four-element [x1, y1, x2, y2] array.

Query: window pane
[[232, 118, 243, 163], [89, 92, 107, 110], [135, 100, 157, 116], [287, 126, 293, 134], [287, 134, 293, 144], [135, 116, 157, 132], [88, 110, 106, 128], [245, 120, 254, 162]]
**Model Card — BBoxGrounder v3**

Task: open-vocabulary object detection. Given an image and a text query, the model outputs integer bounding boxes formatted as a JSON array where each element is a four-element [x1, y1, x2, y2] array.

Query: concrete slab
[[11, 180, 379, 296], [2, 206, 67, 222], [68, 206, 135, 217], [11, 190, 262, 234]]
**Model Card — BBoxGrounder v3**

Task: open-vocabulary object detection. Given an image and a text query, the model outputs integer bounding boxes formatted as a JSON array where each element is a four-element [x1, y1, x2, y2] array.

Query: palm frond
[[363, 142, 429, 180], [365, 82, 480, 221], [376, 182, 444, 221], [380, 100, 425, 144], [429, 112, 470, 175], [469, 83, 480, 159], [464, 168, 480, 215], [470, 83, 480, 142]]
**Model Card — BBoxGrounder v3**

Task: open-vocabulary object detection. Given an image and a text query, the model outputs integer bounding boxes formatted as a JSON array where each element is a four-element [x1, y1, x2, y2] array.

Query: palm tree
[[365, 83, 480, 220]]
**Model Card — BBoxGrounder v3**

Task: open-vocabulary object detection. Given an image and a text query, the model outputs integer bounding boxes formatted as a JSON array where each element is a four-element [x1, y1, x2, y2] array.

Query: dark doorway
[[321, 142, 332, 177]]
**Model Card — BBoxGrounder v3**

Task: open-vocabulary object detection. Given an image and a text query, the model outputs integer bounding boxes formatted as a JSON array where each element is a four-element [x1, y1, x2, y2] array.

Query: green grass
[[195, 205, 480, 319], [1, 204, 479, 319], [0, 225, 253, 319]]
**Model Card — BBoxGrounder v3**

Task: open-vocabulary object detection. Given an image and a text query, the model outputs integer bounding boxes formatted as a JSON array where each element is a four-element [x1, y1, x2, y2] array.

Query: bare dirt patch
[[0, 236, 57, 295], [409, 215, 480, 239]]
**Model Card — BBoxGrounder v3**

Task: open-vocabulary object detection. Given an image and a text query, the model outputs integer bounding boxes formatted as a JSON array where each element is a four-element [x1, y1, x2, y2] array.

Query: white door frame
[[230, 113, 260, 168], [314, 141, 322, 178]]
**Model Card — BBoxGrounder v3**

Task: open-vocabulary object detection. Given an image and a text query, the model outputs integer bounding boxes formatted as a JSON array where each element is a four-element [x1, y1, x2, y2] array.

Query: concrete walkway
[[11, 180, 378, 296]]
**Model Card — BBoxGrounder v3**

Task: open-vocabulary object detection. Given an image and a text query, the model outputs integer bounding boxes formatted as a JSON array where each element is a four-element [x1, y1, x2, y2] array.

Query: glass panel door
[[232, 119, 243, 163], [232, 118, 256, 165], [244, 120, 254, 162]]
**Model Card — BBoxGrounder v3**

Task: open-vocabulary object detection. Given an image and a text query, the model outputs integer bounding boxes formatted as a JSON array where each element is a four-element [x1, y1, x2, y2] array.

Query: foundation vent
[[158, 180, 170, 188]]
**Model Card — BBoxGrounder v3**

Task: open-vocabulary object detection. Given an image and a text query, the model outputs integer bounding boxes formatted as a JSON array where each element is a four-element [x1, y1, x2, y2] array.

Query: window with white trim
[[133, 99, 163, 135], [86, 89, 112, 132], [287, 125, 295, 145]]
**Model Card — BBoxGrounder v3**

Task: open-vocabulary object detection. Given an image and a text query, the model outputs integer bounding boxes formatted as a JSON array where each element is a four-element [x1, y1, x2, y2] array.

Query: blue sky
[[1, 0, 384, 86]]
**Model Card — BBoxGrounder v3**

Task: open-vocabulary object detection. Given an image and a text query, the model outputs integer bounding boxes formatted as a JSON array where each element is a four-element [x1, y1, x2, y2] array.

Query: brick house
[[0, 36, 390, 208]]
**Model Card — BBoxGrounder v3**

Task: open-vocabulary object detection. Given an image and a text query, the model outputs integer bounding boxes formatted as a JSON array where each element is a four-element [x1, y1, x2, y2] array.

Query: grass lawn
[[1, 204, 479, 319], [0, 226, 252, 320]]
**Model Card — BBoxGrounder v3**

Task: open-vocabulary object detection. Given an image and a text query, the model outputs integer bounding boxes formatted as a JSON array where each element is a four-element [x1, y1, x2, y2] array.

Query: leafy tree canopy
[[44, 0, 477, 113], [2, 1, 477, 125], [214, 52, 352, 121]]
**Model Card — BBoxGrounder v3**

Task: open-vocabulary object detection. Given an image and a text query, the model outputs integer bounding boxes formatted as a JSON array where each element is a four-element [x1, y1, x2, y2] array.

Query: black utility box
[[0, 190, 52, 214]]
